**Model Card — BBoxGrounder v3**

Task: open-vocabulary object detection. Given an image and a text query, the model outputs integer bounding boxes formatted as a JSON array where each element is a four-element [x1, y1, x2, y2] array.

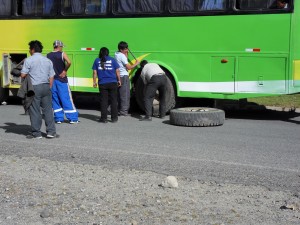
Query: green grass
[[248, 93, 300, 109]]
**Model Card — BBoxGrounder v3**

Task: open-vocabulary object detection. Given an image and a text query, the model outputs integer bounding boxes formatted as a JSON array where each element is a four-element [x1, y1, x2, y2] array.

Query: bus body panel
[[0, 3, 299, 100]]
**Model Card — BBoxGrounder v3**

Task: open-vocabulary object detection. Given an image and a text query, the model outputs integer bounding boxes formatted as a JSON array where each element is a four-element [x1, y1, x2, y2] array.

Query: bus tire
[[170, 107, 225, 127], [135, 75, 176, 115]]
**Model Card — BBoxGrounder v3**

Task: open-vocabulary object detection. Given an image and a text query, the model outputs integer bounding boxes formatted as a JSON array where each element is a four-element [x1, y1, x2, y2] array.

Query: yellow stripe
[[129, 53, 150, 78], [293, 60, 300, 80]]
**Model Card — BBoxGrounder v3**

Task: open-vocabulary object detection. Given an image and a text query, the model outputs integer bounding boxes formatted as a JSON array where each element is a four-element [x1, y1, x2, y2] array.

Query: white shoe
[[69, 120, 80, 124], [46, 134, 60, 139]]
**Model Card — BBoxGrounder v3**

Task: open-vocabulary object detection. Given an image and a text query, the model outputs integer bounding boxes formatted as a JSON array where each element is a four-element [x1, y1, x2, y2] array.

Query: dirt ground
[[0, 155, 299, 225]]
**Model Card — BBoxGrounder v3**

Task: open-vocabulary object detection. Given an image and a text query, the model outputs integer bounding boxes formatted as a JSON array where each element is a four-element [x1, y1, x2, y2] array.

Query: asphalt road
[[0, 97, 299, 193]]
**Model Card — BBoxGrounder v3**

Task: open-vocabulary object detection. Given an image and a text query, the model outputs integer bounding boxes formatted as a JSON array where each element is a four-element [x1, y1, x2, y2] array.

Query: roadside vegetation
[[248, 94, 300, 109]]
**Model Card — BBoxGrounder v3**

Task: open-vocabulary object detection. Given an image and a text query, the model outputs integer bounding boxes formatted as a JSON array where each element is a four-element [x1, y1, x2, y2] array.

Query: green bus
[[0, 0, 299, 112]]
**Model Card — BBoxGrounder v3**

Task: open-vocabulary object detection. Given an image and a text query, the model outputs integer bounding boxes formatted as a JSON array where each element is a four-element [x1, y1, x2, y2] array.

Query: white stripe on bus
[[179, 81, 286, 93], [68, 78, 287, 93]]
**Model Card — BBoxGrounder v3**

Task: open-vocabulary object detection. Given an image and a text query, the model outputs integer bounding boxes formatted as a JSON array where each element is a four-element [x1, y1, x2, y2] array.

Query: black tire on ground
[[134, 75, 176, 115], [170, 107, 225, 127]]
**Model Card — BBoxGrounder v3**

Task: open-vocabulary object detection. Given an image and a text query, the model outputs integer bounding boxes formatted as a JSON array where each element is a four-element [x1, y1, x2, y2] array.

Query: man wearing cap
[[47, 40, 79, 124]]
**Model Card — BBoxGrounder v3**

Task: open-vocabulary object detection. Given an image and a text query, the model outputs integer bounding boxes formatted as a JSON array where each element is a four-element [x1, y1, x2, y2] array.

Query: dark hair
[[28, 40, 43, 53], [118, 41, 128, 51], [99, 47, 109, 70], [140, 60, 148, 68]]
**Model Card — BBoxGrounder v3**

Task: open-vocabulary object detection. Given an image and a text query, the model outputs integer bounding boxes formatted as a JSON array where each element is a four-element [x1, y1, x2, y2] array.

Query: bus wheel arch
[[134, 66, 178, 115]]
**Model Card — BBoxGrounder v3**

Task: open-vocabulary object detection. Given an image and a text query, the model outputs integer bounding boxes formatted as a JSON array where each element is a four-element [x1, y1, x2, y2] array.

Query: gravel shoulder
[[1, 154, 299, 225]]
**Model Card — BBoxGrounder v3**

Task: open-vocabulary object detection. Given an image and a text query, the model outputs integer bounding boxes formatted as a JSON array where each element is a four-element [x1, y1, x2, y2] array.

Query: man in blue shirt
[[21, 40, 58, 139]]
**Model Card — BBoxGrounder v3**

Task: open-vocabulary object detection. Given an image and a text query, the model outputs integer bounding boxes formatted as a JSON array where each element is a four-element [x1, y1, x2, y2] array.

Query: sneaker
[[46, 134, 60, 139], [139, 116, 152, 121], [56, 121, 62, 124], [26, 134, 42, 139], [69, 120, 80, 124]]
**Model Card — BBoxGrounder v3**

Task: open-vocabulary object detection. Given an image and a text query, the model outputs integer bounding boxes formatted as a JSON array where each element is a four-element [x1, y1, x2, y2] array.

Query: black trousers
[[99, 82, 118, 120], [144, 75, 167, 117]]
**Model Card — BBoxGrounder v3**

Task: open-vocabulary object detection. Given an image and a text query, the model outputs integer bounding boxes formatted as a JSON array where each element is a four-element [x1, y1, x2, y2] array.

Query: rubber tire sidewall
[[170, 107, 225, 127]]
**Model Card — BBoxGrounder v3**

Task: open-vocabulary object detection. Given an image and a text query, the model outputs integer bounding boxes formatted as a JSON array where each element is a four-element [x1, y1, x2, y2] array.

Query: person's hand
[[117, 80, 122, 87], [93, 82, 97, 88], [59, 70, 66, 78]]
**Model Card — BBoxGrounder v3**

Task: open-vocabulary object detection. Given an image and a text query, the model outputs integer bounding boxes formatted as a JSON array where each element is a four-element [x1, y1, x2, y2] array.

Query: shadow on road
[[3, 95, 300, 124], [225, 109, 300, 124], [0, 122, 31, 136]]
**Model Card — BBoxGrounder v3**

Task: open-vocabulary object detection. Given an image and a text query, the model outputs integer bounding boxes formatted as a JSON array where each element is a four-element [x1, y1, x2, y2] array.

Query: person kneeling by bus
[[139, 60, 167, 121]]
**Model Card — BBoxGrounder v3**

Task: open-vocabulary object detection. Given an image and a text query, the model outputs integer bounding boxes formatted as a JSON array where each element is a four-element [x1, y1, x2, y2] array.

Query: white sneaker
[[46, 134, 59, 139], [56, 121, 62, 124], [69, 120, 80, 124]]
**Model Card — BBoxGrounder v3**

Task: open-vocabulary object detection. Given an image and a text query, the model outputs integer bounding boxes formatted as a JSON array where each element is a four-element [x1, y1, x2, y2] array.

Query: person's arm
[[20, 59, 29, 78], [116, 68, 121, 87], [93, 70, 98, 88], [60, 52, 72, 78], [140, 68, 147, 85], [125, 60, 140, 70], [49, 76, 54, 88]]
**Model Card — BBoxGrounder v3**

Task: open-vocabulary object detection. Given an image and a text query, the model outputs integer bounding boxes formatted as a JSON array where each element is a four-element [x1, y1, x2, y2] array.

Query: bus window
[[169, 0, 195, 12], [22, 0, 42, 15], [116, 0, 136, 13], [200, 0, 226, 10], [86, 0, 107, 14], [0, 0, 11, 16], [43, 0, 57, 15], [237, 0, 269, 10], [140, 0, 162, 12], [62, 0, 84, 14]]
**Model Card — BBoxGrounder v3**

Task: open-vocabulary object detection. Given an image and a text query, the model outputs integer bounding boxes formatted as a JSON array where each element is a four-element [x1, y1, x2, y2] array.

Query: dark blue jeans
[[29, 83, 56, 137]]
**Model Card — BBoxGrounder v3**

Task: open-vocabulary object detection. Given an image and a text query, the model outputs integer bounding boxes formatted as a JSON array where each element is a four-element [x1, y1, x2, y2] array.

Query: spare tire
[[170, 107, 225, 127]]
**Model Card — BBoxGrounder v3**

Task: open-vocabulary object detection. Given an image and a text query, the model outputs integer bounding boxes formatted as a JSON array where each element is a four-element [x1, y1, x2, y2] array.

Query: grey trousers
[[29, 83, 56, 137], [118, 76, 130, 115]]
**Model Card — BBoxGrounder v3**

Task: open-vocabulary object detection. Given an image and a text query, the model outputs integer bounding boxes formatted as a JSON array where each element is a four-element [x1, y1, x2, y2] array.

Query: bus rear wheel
[[170, 107, 225, 127], [134, 75, 176, 115]]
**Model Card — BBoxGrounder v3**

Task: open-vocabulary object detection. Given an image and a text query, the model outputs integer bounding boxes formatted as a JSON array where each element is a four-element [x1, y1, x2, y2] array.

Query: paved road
[[0, 97, 299, 193]]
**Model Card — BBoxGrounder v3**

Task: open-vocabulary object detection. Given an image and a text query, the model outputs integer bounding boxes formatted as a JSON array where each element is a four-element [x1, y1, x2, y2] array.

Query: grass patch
[[248, 93, 300, 109]]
